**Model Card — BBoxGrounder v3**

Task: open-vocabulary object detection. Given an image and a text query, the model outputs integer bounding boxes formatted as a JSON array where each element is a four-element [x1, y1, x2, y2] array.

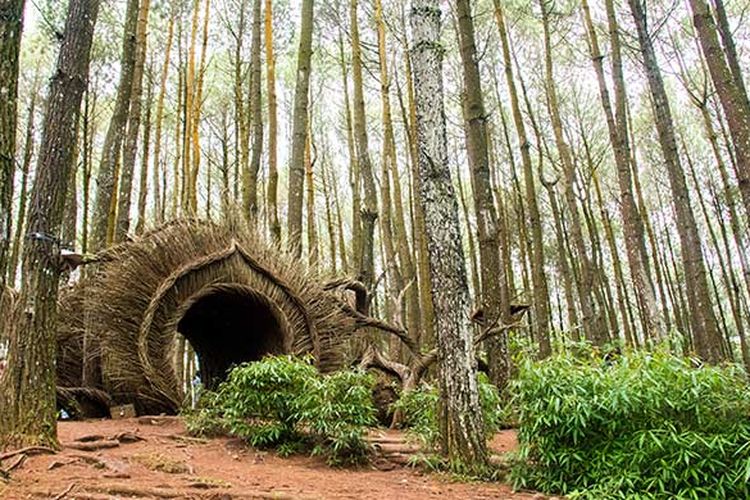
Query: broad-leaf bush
[[510, 348, 750, 498], [184, 356, 377, 465]]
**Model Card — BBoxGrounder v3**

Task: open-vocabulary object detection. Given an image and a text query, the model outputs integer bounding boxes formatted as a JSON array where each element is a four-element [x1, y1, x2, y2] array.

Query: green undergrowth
[[510, 347, 750, 498], [184, 355, 376, 465], [391, 372, 508, 479]]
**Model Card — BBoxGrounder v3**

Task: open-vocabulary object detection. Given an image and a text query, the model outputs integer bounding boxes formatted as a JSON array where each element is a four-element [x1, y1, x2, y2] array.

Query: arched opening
[[177, 284, 291, 389]]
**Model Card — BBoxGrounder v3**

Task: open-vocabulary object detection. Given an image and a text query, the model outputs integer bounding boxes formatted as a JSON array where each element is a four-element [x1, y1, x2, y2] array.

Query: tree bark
[[287, 0, 314, 258], [627, 0, 725, 363], [492, 0, 551, 356], [115, 0, 151, 241], [0, 0, 25, 295], [92, 0, 139, 250], [350, 0, 378, 290], [410, 0, 488, 468], [0, 0, 100, 447]]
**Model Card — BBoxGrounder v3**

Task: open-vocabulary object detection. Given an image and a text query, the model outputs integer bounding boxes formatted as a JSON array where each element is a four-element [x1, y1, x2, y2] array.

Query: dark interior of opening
[[177, 286, 287, 389]]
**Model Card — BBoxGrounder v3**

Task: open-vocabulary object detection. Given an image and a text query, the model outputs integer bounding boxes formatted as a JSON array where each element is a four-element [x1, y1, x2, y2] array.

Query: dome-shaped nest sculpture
[[62, 219, 354, 414]]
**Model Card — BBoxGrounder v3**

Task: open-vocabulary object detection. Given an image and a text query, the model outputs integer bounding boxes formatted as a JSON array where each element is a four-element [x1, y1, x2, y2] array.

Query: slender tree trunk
[[245, 0, 263, 217], [116, 0, 151, 241], [92, 0, 139, 250], [455, 0, 510, 388], [136, 66, 154, 234], [350, 0, 378, 290], [337, 31, 361, 270], [0, 0, 26, 294], [493, 0, 550, 356], [305, 122, 318, 268], [8, 75, 39, 285], [410, 0, 488, 468], [0, 0, 100, 446], [628, 0, 725, 363], [81, 89, 95, 253], [265, 0, 280, 241], [688, 0, 750, 223], [287, 0, 314, 257], [151, 4, 175, 226], [189, 0, 210, 213]]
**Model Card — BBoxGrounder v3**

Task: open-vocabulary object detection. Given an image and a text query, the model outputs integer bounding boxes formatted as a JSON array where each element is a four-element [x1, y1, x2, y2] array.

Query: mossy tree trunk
[[0, 0, 100, 447]]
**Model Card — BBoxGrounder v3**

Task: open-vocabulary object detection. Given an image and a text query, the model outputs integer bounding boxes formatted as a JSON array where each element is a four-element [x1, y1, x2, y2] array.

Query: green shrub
[[510, 348, 750, 498], [392, 372, 505, 449], [184, 356, 376, 465]]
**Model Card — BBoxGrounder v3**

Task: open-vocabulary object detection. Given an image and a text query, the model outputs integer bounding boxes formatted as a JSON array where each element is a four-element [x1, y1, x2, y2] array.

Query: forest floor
[[0, 417, 544, 499]]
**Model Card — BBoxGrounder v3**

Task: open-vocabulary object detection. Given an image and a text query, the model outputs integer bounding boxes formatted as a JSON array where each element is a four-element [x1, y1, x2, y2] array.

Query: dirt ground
[[0, 418, 541, 499]]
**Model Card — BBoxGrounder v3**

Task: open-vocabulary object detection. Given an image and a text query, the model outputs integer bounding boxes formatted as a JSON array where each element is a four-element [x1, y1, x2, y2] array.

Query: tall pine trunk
[[410, 0, 487, 468], [628, 0, 725, 363], [287, 0, 314, 257], [0, 0, 100, 447], [455, 0, 510, 388]]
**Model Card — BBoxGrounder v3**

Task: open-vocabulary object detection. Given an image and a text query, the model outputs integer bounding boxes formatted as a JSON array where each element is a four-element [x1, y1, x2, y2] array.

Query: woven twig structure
[[58, 218, 353, 414]]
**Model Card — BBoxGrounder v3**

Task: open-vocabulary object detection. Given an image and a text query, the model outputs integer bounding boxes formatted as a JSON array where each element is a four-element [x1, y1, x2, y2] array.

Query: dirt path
[[1, 418, 539, 499]]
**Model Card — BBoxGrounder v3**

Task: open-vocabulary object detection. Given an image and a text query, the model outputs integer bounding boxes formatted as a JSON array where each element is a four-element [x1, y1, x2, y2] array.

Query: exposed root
[[0, 446, 56, 462], [4, 454, 27, 472], [111, 431, 145, 443], [52, 482, 77, 500], [65, 440, 120, 452], [74, 434, 106, 442]]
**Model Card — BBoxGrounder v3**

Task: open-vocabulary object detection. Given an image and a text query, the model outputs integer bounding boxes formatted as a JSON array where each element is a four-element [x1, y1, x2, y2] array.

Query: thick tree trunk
[[0, 0, 100, 447], [287, 0, 314, 258], [410, 0, 488, 468]]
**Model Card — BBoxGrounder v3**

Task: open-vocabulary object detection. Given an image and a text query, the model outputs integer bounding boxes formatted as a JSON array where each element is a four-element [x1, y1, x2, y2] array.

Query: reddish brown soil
[[0, 418, 539, 499]]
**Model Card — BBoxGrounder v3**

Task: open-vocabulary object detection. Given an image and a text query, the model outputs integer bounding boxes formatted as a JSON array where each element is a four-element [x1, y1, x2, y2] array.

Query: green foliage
[[392, 372, 505, 449], [510, 348, 750, 498], [184, 356, 377, 465]]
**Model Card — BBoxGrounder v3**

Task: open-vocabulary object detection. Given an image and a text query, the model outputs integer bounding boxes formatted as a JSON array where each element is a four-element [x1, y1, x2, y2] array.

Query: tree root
[[52, 482, 77, 500], [65, 440, 120, 451], [0, 445, 56, 462]]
